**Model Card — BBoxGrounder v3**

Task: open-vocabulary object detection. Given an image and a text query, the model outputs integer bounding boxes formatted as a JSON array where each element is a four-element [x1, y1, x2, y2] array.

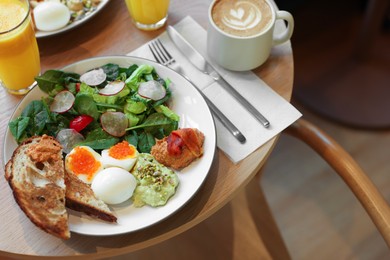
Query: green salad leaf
[[8, 116, 29, 142], [73, 93, 100, 120], [78, 128, 119, 150], [138, 132, 156, 153], [125, 64, 154, 91], [101, 63, 120, 81], [35, 70, 80, 96]]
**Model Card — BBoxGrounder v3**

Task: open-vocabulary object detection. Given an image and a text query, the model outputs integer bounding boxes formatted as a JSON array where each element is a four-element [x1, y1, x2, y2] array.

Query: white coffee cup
[[207, 0, 294, 71]]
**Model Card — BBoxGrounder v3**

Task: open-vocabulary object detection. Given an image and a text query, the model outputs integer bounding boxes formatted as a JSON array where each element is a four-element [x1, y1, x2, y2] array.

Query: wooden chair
[[246, 118, 390, 259]]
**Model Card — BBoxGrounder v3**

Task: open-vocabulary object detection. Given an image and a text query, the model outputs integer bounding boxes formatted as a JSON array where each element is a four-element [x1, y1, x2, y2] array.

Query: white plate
[[35, 0, 110, 38], [3, 56, 216, 236]]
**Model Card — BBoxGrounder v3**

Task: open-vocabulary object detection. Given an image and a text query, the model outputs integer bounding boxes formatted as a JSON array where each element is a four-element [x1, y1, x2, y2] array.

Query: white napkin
[[128, 16, 302, 163]]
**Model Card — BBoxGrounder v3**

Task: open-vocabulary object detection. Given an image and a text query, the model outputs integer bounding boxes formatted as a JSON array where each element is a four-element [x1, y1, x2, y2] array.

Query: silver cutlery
[[166, 26, 270, 128], [148, 39, 246, 144]]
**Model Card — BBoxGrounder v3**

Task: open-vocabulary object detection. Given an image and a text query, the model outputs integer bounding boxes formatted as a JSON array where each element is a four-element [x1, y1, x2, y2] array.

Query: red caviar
[[68, 147, 102, 180], [109, 141, 137, 159]]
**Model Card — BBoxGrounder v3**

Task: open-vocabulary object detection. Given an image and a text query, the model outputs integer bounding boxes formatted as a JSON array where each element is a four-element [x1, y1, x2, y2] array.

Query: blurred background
[[262, 0, 390, 258]]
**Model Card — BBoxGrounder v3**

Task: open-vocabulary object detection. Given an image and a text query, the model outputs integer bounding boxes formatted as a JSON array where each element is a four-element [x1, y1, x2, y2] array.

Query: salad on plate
[[9, 62, 179, 155]]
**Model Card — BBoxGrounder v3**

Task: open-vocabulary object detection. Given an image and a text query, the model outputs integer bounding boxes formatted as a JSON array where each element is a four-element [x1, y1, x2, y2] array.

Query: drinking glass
[[0, 0, 41, 95], [125, 0, 170, 31]]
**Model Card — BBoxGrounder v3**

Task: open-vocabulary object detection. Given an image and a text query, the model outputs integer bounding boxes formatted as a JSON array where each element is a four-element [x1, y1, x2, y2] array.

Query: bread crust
[[5, 135, 117, 239], [65, 169, 117, 223], [5, 135, 70, 240]]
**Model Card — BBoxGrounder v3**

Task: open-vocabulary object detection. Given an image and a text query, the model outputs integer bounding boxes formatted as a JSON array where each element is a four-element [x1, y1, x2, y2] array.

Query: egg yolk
[[68, 147, 102, 181], [109, 141, 137, 159]]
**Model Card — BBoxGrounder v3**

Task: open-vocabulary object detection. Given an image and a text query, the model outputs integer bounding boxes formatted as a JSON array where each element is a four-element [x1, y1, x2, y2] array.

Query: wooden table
[[0, 0, 293, 258]]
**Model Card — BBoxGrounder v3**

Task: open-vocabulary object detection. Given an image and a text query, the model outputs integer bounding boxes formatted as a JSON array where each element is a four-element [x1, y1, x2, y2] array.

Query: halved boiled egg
[[33, 1, 71, 32], [91, 167, 137, 205], [101, 141, 139, 171], [65, 146, 103, 184]]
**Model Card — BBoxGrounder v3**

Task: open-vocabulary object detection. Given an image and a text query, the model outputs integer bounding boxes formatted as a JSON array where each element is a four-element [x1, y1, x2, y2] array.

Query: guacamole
[[131, 153, 179, 207]]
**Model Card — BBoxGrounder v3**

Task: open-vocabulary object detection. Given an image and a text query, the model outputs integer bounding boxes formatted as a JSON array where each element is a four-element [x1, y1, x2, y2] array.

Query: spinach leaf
[[122, 64, 138, 78], [8, 116, 30, 142], [79, 138, 119, 150], [45, 114, 70, 137], [124, 130, 139, 147], [34, 109, 50, 135], [101, 63, 120, 81], [9, 99, 71, 142], [74, 93, 100, 119], [78, 128, 119, 150], [21, 100, 45, 118], [127, 113, 176, 131], [35, 70, 65, 95], [62, 72, 80, 85], [137, 131, 155, 153], [66, 82, 77, 94], [21, 100, 48, 136], [126, 113, 177, 140]]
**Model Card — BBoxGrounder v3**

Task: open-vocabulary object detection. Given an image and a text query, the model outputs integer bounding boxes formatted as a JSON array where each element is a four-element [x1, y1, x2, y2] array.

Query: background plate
[[3, 56, 216, 236], [35, 0, 110, 38]]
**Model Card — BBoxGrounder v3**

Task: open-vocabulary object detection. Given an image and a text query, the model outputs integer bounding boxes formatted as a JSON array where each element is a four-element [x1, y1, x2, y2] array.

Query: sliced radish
[[80, 68, 107, 86], [98, 80, 125, 96], [138, 80, 166, 101], [100, 112, 128, 137], [50, 90, 75, 113], [56, 128, 85, 154]]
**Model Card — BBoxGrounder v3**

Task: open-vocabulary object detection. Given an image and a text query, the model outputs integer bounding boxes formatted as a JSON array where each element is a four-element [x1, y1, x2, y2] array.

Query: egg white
[[33, 2, 71, 31], [101, 145, 139, 171], [91, 167, 137, 205], [65, 146, 103, 184]]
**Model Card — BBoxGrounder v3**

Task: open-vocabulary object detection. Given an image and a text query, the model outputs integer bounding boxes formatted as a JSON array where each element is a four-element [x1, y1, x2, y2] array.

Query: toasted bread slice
[[5, 135, 70, 239], [65, 170, 117, 223]]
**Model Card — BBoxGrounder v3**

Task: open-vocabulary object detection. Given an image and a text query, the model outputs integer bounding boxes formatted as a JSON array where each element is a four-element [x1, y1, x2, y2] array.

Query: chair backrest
[[284, 118, 390, 247]]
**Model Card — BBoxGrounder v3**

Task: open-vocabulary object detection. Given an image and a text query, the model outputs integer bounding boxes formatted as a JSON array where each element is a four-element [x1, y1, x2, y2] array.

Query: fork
[[149, 39, 246, 144]]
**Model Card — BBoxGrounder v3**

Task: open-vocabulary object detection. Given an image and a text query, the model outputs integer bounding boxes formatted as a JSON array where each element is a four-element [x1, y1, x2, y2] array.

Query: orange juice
[[0, 0, 40, 95], [125, 0, 170, 30]]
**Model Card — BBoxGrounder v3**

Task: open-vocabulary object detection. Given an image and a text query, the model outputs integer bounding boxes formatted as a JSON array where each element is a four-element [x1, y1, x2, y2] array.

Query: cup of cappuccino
[[207, 0, 294, 71]]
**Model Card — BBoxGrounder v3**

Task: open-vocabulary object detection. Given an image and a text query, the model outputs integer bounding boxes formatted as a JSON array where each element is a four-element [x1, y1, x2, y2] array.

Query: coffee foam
[[212, 0, 273, 37], [222, 2, 262, 30]]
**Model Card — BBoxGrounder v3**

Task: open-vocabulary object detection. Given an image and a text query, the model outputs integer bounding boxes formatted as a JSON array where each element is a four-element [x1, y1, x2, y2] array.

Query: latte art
[[212, 0, 272, 37], [222, 2, 262, 31]]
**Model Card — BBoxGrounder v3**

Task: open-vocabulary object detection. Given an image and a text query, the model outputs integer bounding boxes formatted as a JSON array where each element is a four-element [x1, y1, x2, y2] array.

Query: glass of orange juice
[[0, 0, 40, 95], [125, 0, 170, 31]]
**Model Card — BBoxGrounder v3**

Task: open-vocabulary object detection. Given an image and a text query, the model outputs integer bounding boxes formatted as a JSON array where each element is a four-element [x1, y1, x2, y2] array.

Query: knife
[[182, 75, 246, 144], [167, 26, 270, 128]]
